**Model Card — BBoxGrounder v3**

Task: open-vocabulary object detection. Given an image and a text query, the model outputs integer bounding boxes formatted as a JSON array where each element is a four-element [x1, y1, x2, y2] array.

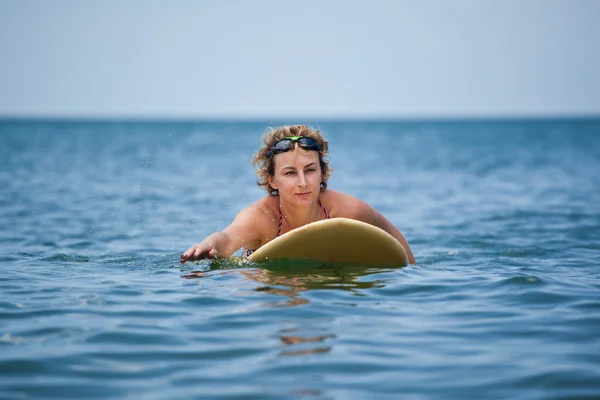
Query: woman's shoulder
[[239, 195, 279, 222], [321, 189, 354, 203], [230, 196, 279, 244], [320, 189, 369, 219]]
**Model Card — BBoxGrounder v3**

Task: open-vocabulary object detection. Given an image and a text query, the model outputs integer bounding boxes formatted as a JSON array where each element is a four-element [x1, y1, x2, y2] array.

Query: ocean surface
[[1, 118, 599, 399]]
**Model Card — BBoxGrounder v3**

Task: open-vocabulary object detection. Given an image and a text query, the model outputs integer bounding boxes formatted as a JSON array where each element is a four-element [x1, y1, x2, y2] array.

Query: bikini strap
[[318, 198, 331, 219], [276, 210, 283, 237]]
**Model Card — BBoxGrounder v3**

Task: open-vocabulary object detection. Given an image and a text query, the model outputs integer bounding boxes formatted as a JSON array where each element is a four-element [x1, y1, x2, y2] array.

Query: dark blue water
[[1, 119, 599, 399]]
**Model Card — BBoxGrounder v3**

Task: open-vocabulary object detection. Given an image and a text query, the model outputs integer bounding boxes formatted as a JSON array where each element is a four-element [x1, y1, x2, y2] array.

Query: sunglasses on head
[[266, 136, 322, 158]]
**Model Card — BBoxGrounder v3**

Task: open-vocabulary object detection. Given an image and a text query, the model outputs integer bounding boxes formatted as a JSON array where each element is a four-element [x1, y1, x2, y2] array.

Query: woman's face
[[268, 149, 322, 206]]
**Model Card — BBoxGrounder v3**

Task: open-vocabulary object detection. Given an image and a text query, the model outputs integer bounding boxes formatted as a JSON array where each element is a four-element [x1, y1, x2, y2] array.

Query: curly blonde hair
[[253, 125, 332, 195]]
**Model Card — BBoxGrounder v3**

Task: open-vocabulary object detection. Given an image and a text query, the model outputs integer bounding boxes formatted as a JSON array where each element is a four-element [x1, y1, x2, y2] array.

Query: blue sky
[[1, 0, 599, 119]]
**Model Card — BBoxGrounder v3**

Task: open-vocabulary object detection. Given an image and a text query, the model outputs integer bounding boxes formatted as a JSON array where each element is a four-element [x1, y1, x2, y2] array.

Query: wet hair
[[253, 125, 332, 195]]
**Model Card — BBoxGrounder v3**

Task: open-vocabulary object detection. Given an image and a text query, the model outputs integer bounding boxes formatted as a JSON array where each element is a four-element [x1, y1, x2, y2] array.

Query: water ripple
[[2, 120, 600, 398]]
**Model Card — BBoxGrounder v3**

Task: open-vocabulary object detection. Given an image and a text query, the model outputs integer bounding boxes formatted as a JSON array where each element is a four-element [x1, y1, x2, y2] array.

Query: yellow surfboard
[[248, 217, 408, 266]]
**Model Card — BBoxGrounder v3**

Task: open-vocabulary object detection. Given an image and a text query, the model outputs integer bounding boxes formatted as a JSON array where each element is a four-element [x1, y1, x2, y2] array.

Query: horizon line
[[1, 112, 600, 124]]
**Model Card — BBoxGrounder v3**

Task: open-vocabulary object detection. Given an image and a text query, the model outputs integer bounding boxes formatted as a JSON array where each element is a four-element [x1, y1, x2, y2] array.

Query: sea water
[[1, 119, 599, 399]]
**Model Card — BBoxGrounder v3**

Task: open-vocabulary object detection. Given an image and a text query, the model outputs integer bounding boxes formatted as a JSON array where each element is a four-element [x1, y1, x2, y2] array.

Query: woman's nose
[[297, 172, 307, 186]]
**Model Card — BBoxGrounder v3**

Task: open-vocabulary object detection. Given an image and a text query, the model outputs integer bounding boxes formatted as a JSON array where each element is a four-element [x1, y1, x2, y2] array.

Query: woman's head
[[254, 125, 332, 195]]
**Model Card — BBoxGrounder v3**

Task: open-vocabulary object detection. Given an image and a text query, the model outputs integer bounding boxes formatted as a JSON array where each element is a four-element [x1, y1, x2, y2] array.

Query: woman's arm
[[180, 205, 269, 263], [371, 208, 417, 265]]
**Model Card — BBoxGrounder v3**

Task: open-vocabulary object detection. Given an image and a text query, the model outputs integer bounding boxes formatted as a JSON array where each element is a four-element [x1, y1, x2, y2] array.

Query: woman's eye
[[305, 169, 316, 173], [285, 171, 295, 176]]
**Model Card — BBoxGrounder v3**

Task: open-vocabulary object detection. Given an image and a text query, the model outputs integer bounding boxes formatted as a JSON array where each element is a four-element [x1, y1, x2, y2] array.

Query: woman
[[180, 125, 416, 264]]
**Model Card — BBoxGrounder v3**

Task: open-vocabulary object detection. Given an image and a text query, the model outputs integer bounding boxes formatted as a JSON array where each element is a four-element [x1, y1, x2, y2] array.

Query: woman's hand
[[180, 242, 218, 263], [179, 208, 265, 264]]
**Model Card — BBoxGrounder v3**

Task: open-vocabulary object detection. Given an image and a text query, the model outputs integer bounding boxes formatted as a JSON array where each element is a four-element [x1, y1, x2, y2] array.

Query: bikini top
[[243, 198, 331, 258]]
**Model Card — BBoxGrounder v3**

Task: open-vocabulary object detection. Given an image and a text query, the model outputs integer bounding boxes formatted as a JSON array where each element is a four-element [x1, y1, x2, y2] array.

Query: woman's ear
[[267, 174, 278, 191]]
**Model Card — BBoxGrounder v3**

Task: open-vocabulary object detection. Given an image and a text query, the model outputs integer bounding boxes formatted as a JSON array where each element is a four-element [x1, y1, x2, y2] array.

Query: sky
[[1, 0, 599, 119]]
